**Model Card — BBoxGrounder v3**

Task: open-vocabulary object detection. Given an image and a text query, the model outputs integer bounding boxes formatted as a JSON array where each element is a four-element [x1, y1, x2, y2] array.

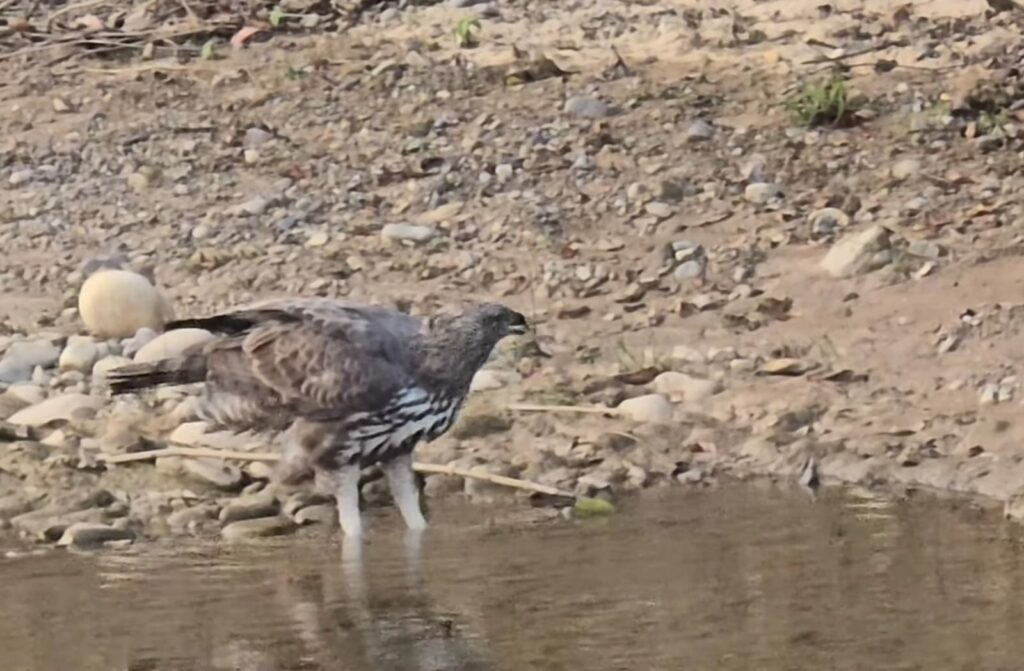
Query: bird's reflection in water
[[265, 530, 494, 671]]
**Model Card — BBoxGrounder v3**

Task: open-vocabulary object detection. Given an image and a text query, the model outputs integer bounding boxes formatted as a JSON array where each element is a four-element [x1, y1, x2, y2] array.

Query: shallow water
[[2, 482, 1024, 671]]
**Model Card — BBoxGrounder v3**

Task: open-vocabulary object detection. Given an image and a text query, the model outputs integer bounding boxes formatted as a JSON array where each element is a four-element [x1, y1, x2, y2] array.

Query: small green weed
[[977, 110, 1009, 135], [453, 17, 480, 48], [784, 74, 858, 128]]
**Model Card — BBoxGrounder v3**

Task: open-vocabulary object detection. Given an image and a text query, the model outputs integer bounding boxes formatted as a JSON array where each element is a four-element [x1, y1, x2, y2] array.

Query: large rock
[[6, 393, 104, 427], [78, 269, 174, 338], [133, 328, 214, 363], [820, 225, 893, 278]]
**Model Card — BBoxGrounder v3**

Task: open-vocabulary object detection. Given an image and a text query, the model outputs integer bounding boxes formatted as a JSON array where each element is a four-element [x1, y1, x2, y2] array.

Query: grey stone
[[906, 239, 945, 260], [7, 393, 104, 427], [221, 516, 296, 541], [381, 223, 436, 244], [9, 168, 34, 186], [59, 336, 99, 373], [218, 495, 280, 525], [807, 207, 850, 238], [563, 96, 610, 119], [673, 260, 705, 281], [744, 183, 783, 204], [5, 339, 60, 369], [183, 458, 245, 491], [0, 358, 32, 384], [685, 119, 714, 142], [57, 522, 135, 547], [890, 158, 922, 181], [819, 225, 893, 278], [293, 504, 337, 526]]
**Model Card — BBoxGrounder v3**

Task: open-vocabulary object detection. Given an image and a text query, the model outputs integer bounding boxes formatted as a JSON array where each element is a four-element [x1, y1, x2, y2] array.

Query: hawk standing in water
[[108, 297, 529, 538]]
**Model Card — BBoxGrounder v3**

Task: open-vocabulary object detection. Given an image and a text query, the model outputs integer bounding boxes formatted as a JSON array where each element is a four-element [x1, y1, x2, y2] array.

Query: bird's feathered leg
[[382, 452, 428, 531], [314, 465, 365, 538]]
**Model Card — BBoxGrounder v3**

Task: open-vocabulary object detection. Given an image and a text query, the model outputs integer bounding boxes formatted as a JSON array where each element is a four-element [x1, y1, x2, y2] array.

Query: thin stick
[[45, 0, 110, 30], [506, 402, 617, 415], [98, 446, 276, 464], [97, 446, 577, 499]]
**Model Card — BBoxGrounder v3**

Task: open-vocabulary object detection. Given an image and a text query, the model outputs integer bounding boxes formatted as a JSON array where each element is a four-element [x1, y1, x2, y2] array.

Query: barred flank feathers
[[107, 356, 206, 395]]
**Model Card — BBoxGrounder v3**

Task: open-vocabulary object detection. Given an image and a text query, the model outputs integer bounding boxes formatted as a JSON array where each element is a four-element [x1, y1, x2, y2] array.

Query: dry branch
[[97, 446, 578, 499]]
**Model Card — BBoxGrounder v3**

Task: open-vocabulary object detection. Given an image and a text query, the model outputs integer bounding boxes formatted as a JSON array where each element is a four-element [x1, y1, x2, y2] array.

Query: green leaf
[[270, 6, 285, 28], [200, 39, 216, 60], [573, 496, 615, 517]]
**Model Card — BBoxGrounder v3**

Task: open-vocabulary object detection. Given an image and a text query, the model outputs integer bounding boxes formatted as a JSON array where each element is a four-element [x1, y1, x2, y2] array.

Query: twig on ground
[[96, 446, 578, 500], [45, 0, 109, 30], [506, 402, 616, 415]]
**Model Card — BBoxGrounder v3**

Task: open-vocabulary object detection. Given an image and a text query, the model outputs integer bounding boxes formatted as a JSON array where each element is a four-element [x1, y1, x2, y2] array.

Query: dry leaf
[[231, 25, 264, 50]]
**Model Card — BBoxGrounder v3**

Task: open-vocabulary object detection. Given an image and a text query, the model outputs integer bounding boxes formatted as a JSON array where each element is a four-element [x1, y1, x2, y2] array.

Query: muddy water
[[2, 482, 1024, 671]]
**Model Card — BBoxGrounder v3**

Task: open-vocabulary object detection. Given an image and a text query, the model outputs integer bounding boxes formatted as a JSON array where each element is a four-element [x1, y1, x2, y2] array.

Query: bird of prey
[[107, 297, 529, 538]]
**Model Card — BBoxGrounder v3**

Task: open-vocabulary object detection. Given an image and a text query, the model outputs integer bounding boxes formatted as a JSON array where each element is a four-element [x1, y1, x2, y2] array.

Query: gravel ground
[[4, 0, 1024, 551]]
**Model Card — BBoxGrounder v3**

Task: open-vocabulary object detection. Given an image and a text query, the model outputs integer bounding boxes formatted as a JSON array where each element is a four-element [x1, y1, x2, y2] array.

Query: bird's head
[[472, 302, 530, 338], [418, 302, 530, 388], [424, 302, 529, 350]]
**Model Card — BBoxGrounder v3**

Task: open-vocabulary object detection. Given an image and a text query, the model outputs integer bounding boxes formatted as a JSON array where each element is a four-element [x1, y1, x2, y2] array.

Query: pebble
[[819, 225, 893, 278], [57, 523, 135, 548], [744, 183, 784, 204], [563, 96, 610, 119], [670, 345, 707, 364], [906, 239, 945, 260], [4, 384, 45, 406], [617, 394, 675, 423], [9, 168, 34, 186], [381, 223, 437, 244], [652, 372, 722, 401], [219, 495, 280, 525], [293, 504, 337, 526], [167, 504, 218, 530], [59, 336, 99, 373], [890, 158, 922, 181], [644, 201, 673, 218], [0, 359, 33, 384], [244, 127, 274, 145], [686, 119, 714, 142], [7, 393, 104, 427], [807, 207, 850, 238], [673, 260, 705, 281], [470, 369, 521, 392], [122, 327, 158, 358], [78, 270, 173, 339], [183, 458, 245, 491], [133, 328, 215, 363], [221, 516, 296, 541], [233, 196, 272, 216], [5, 339, 60, 369]]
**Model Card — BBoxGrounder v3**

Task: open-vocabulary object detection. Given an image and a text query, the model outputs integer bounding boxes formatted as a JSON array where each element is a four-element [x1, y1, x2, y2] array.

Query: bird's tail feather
[[107, 356, 206, 395]]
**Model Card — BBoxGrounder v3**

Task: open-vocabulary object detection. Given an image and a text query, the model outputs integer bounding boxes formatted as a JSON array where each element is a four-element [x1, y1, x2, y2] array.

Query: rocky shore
[[4, 0, 1024, 550]]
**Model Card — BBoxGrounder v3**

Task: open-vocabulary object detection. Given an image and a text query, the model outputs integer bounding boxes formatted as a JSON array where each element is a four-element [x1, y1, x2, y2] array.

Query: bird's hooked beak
[[507, 311, 530, 335]]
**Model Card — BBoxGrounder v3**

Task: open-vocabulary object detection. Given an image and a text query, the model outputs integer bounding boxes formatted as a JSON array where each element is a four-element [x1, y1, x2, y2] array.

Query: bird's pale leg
[[383, 453, 428, 531], [332, 465, 364, 538]]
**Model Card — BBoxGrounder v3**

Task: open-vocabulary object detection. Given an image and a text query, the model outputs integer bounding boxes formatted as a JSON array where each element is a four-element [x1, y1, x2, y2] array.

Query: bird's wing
[[199, 300, 424, 420]]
